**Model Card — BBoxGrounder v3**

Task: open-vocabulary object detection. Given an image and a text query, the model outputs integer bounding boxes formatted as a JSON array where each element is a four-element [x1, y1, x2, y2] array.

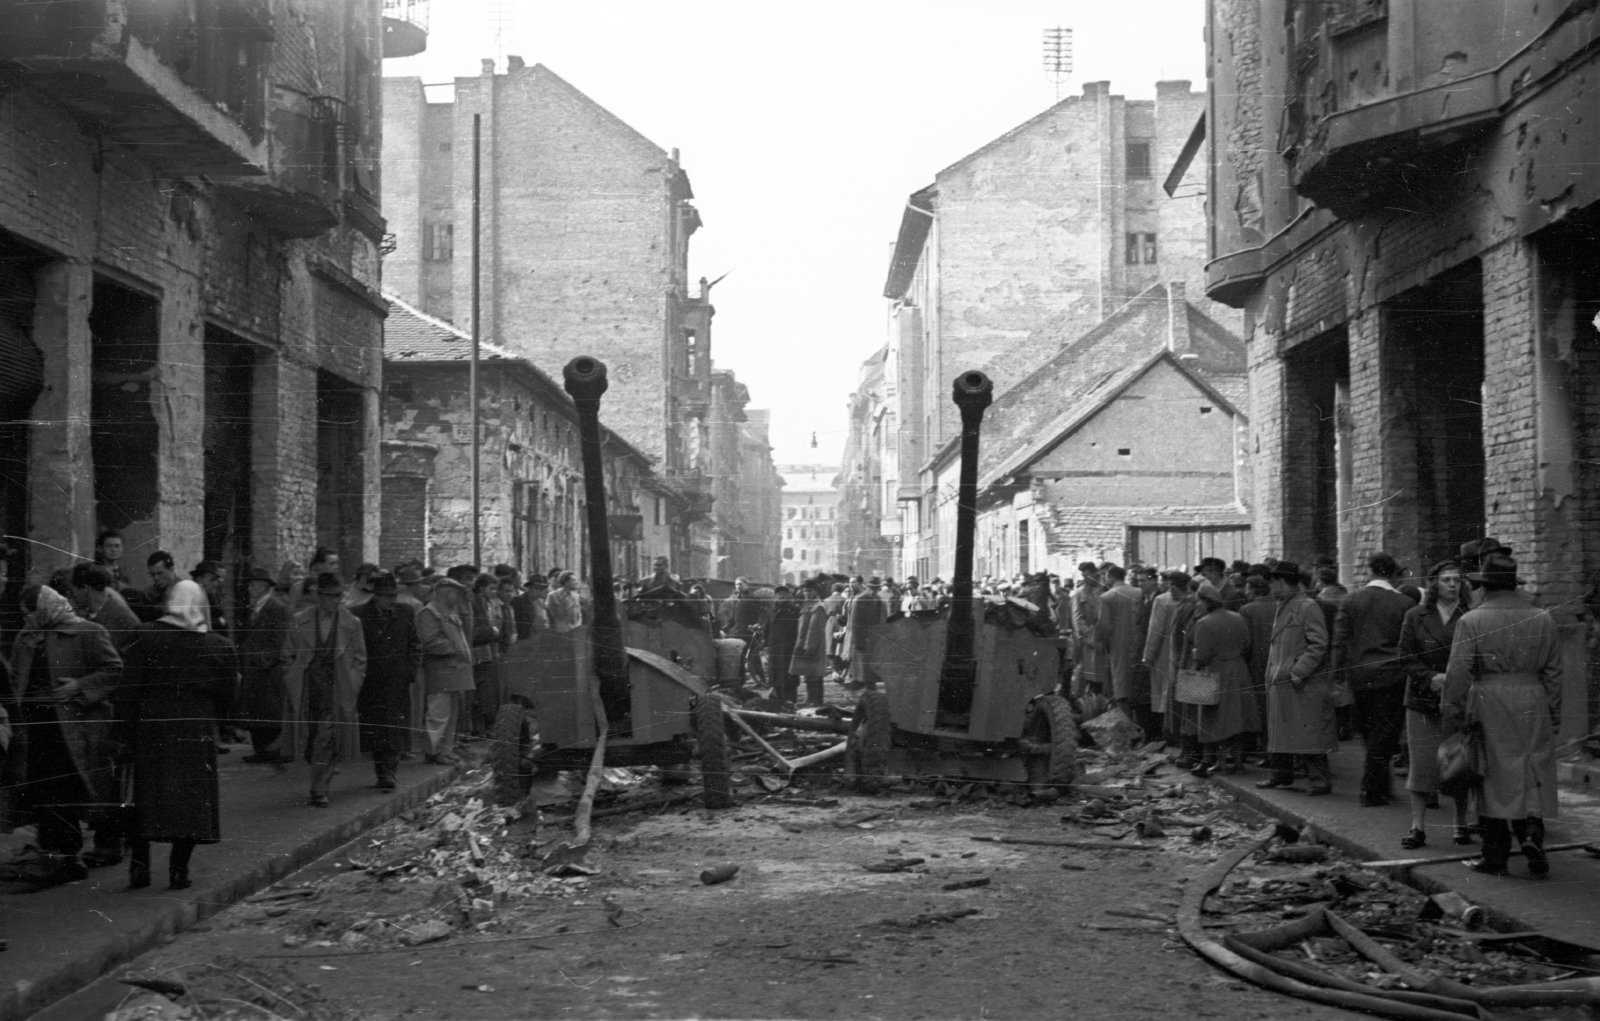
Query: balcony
[[214, 94, 341, 238], [0, 0, 269, 177], [1279, 0, 1598, 218], [382, 0, 429, 59]]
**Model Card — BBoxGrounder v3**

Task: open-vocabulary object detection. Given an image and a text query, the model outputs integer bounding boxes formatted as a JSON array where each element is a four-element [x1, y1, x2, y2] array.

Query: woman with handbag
[[1185, 581, 1259, 776], [1441, 553, 1562, 877], [1396, 561, 1471, 850]]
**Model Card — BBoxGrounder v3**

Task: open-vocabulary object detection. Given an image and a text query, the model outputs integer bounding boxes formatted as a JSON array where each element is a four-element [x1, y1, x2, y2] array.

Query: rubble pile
[[108, 957, 358, 1021]]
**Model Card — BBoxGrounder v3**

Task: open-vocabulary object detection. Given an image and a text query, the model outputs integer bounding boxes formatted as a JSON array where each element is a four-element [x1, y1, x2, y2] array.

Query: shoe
[[375, 777, 397, 790], [1359, 792, 1393, 807], [1463, 858, 1510, 877], [1306, 786, 1333, 797], [1189, 763, 1213, 779], [1256, 777, 1296, 790], [82, 847, 124, 869], [128, 862, 151, 890], [168, 868, 191, 891], [1400, 828, 1427, 850], [1523, 844, 1550, 878], [1453, 826, 1476, 845], [308, 795, 330, 808], [399, 752, 418, 761]]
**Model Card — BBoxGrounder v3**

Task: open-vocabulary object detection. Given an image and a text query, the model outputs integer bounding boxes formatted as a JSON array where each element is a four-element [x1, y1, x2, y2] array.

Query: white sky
[[383, 1, 1208, 465]]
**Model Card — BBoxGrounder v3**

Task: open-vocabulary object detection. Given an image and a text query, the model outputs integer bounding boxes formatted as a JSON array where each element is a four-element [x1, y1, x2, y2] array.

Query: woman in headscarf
[[1184, 580, 1260, 776], [120, 580, 237, 889], [1, 586, 122, 886]]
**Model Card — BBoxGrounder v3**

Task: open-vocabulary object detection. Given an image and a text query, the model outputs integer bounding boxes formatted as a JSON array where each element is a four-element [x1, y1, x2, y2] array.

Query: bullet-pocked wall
[[0, 0, 386, 614]]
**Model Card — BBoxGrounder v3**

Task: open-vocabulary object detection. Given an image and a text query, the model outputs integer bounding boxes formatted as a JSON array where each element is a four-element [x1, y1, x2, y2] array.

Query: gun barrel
[[938, 370, 994, 714], [563, 356, 630, 725]]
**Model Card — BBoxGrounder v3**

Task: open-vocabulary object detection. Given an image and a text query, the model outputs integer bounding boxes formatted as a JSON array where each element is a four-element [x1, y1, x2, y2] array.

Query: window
[[801, 549, 808, 562], [425, 223, 453, 261], [654, 497, 663, 526], [783, 547, 794, 560], [786, 528, 793, 540], [1125, 232, 1157, 265], [1118, 447, 1132, 457], [1125, 142, 1152, 179], [786, 507, 796, 519], [1200, 406, 1213, 415], [685, 331, 698, 376]]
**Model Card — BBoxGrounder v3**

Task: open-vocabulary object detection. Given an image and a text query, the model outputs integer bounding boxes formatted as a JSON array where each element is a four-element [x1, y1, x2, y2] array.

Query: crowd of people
[[0, 531, 605, 890], [763, 540, 1563, 879]]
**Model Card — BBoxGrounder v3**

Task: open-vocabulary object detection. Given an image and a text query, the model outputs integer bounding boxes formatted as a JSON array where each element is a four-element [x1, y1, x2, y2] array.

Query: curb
[[1210, 774, 1543, 937], [3, 763, 467, 1021]]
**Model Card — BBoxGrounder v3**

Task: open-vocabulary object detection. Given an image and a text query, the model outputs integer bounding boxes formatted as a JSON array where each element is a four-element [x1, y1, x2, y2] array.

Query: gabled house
[[925, 282, 1250, 578]]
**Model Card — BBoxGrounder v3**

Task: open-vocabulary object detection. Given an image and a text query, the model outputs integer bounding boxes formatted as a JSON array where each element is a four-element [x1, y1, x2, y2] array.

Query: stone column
[[251, 352, 320, 575], [27, 260, 94, 576], [153, 275, 207, 574]]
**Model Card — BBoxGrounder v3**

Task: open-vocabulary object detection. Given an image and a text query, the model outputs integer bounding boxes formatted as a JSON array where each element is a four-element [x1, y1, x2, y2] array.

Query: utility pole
[[471, 113, 482, 567]]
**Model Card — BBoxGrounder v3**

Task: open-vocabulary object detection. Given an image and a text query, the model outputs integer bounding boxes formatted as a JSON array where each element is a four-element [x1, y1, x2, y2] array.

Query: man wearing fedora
[[1442, 552, 1562, 877], [1259, 561, 1336, 795], [282, 573, 368, 807], [1458, 538, 1513, 609], [353, 573, 420, 790], [237, 566, 291, 764]]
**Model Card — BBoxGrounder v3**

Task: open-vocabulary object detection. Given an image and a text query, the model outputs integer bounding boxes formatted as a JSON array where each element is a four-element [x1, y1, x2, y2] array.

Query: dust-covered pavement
[[75, 767, 1367, 1021]]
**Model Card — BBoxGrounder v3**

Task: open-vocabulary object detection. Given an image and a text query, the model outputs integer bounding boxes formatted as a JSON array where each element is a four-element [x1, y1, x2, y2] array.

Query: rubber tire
[[694, 697, 735, 809], [1022, 694, 1078, 791], [847, 690, 893, 793], [488, 702, 538, 806]]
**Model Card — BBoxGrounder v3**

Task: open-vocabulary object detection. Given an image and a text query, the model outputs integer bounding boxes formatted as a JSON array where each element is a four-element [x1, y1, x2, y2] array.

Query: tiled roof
[[1032, 491, 1250, 556], [383, 295, 519, 362], [949, 284, 1246, 482]]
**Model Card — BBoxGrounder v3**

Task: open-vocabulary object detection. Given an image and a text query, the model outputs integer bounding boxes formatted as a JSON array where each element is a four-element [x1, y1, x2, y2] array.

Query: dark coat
[[2, 620, 123, 830], [1396, 601, 1462, 715], [236, 594, 291, 730], [1189, 607, 1260, 743], [85, 590, 144, 651], [121, 623, 236, 842], [1332, 583, 1417, 689], [766, 597, 802, 677], [353, 600, 420, 741]]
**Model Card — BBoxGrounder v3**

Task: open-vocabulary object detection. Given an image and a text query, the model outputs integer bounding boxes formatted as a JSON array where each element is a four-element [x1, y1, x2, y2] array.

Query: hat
[[315, 572, 345, 594], [867, 576, 882, 588], [1195, 580, 1224, 604], [192, 559, 223, 579], [371, 572, 399, 595], [243, 566, 274, 585], [1468, 552, 1522, 586], [1266, 561, 1303, 582], [396, 566, 423, 584], [1460, 538, 1511, 561], [526, 574, 550, 589]]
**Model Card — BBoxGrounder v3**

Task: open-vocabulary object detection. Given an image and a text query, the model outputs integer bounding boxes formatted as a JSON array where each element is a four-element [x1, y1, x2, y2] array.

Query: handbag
[[1437, 721, 1485, 799], [1403, 673, 1441, 715], [1175, 667, 1220, 706], [1327, 672, 1355, 709]]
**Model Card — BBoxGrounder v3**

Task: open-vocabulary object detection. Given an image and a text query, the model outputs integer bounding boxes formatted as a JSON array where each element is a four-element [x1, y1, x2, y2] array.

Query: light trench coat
[[1442, 591, 1562, 820], [1264, 591, 1335, 755], [282, 606, 367, 765]]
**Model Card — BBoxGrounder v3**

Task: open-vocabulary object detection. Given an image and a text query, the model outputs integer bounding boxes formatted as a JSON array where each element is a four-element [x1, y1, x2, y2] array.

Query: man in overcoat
[[1095, 565, 1145, 706], [1072, 563, 1105, 695], [844, 577, 889, 690], [237, 567, 290, 763], [1332, 551, 1417, 806], [1258, 562, 1335, 794], [353, 573, 420, 790], [282, 573, 367, 807], [1442, 553, 1562, 876]]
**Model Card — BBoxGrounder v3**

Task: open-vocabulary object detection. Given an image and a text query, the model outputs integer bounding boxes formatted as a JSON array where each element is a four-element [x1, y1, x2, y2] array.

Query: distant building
[[382, 59, 772, 577], [881, 80, 1239, 580], [779, 466, 842, 584], [737, 411, 784, 582], [837, 349, 897, 580], [382, 296, 660, 579], [1196, 0, 1600, 739]]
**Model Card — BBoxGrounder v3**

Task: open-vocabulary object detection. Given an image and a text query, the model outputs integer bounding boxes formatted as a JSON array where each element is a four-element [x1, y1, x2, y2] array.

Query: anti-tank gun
[[843, 370, 1077, 790], [488, 356, 735, 808]]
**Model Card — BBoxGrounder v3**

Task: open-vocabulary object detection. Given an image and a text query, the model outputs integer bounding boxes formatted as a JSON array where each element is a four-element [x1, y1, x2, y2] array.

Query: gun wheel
[[694, 696, 734, 809]]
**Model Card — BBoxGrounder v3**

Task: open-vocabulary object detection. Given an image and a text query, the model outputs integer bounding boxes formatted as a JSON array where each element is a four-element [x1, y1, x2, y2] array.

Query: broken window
[[1125, 233, 1158, 265], [1125, 141, 1152, 179], [425, 223, 453, 261]]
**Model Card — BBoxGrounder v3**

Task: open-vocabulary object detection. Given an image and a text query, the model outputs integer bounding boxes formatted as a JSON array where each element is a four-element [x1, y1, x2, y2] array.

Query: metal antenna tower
[[1043, 26, 1074, 102], [487, 0, 514, 69]]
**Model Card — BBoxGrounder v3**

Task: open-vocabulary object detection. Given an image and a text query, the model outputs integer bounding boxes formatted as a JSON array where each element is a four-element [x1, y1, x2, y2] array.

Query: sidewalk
[[0, 747, 465, 1021], [1211, 745, 1600, 951]]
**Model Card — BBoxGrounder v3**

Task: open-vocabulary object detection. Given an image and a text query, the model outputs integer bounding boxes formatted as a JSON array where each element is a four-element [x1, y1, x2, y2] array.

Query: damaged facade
[[877, 79, 1246, 582], [1198, 0, 1600, 736], [380, 59, 778, 580], [779, 465, 842, 584], [380, 296, 658, 579], [0, 0, 395, 608]]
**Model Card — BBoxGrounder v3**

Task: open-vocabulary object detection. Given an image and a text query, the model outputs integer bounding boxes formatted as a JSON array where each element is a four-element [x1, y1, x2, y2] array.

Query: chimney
[[507, 55, 525, 72], [1166, 282, 1192, 355], [481, 58, 496, 76]]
